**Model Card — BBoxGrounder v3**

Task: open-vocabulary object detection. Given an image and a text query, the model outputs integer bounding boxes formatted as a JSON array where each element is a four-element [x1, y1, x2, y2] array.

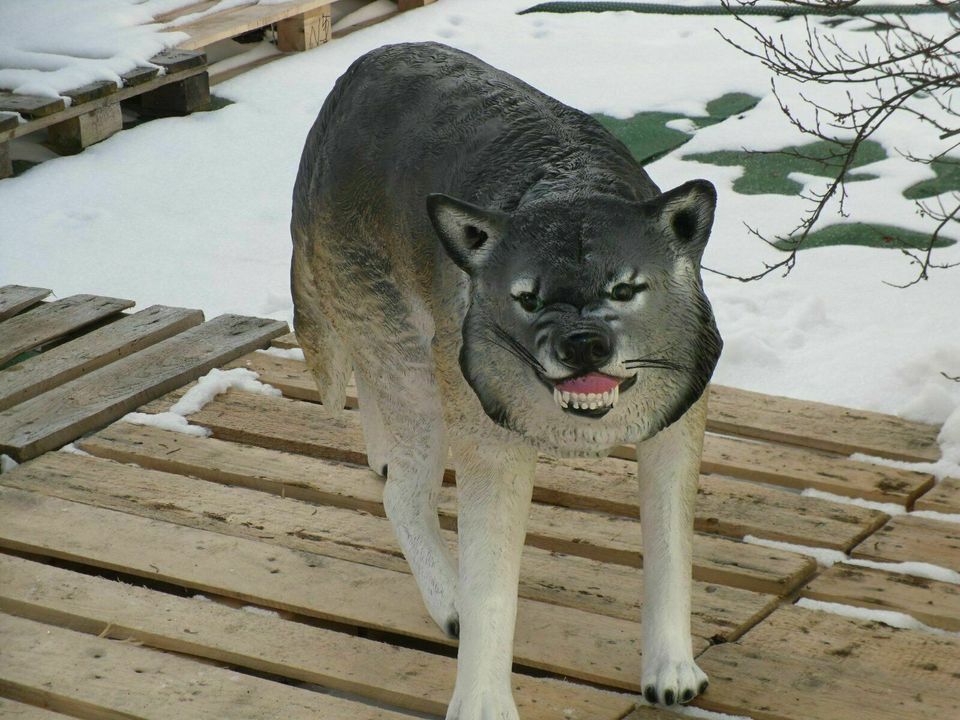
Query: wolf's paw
[[422, 575, 460, 639], [641, 656, 708, 706], [445, 684, 519, 720]]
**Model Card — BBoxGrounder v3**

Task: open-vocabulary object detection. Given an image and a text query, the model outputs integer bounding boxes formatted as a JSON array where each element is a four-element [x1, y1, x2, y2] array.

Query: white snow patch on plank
[[796, 598, 960, 637], [257, 346, 305, 361], [0, 454, 19, 474], [801, 488, 904, 515], [121, 367, 280, 436]]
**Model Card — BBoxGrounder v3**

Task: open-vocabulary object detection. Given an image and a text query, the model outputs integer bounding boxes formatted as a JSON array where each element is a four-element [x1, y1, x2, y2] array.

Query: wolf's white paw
[[641, 655, 708, 706], [445, 684, 519, 720]]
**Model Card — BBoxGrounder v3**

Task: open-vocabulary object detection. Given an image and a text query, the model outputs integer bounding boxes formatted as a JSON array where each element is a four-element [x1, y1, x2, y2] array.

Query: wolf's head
[[427, 182, 722, 455]]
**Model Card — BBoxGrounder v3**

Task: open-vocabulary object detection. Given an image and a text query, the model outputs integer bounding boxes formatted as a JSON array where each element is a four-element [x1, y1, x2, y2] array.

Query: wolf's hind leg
[[378, 377, 459, 636]]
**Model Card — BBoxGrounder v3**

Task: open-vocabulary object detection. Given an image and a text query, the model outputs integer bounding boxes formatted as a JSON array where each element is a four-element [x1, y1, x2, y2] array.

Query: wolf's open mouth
[[546, 372, 637, 418]]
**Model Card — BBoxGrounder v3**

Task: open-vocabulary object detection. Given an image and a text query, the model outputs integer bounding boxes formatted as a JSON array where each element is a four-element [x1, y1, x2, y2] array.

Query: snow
[[674, 707, 755, 720], [1, 0, 959, 440], [59, 443, 92, 456], [0, 454, 18, 474], [800, 488, 905, 516], [796, 598, 960, 638], [0, 0, 186, 99], [257, 346, 305, 361], [743, 535, 960, 584], [910, 510, 960, 525], [121, 367, 280, 435]]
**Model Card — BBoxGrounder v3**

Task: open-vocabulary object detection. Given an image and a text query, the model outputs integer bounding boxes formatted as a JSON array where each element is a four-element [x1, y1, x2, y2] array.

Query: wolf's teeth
[[613, 385, 619, 404], [562, 391, 571, 403]]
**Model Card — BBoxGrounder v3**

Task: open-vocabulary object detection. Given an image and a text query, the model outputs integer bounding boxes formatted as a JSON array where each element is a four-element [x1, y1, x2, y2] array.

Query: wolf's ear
[[427, 194, 508, 274], [648, 180, 716, 261]]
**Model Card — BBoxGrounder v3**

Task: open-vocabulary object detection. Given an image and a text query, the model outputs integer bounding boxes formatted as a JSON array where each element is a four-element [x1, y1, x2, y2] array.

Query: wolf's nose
[[557, 330, 613, 369]]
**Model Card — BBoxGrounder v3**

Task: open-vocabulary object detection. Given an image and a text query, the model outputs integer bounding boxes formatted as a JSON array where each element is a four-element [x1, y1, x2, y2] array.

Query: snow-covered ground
[[1, 0, 958, 456]]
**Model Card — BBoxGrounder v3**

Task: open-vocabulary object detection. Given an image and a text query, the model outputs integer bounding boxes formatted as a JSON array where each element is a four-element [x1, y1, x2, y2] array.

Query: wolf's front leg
[[636, 394, 709, 706], [446, 440, 536, 720]]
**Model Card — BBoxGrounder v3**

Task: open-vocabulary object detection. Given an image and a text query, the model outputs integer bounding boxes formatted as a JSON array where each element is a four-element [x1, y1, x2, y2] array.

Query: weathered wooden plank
[[0, 140, 10, 179], [851, 514, 960, 572], [4, 64, 207, 143], [0, 112, 19, 134], [0, 294, 133, 366], [269, 339, 940, 462], [0, 485, 657, 691], [277, 5, 331, 52], [0, 305, 204, 411], [802, 563, 960, 632], [47, 103, 123, 154], [231, 351, 935, 503], [914, 477, 960, 514], [707, 384, 941, 463], [121, 392, 815, 594], [0, 92, 65, 119], [0, 314, 286, 461], [63, 80, 117, 105], [10, 449, 777, 639], [142, 377, 884, 553], [171, 0, 335, 50], [148, 48, 206, 73], [0, 285, 50, 321], [271, 331, 299, 348], [0, 698, 70, 718], [120, 66, 160, 87], [0, 613, 411, 720], [696, 605, 960, 720], [698, 433, 934, 506], [0, 555, 638, 720]]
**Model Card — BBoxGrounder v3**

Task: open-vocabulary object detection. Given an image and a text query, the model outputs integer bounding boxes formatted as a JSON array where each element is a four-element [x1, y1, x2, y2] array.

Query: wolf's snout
[[557, 329, 613, 369]]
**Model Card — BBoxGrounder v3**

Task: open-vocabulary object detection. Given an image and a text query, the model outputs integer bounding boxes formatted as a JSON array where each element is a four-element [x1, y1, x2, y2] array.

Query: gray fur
[[291, 42, 722, 716]]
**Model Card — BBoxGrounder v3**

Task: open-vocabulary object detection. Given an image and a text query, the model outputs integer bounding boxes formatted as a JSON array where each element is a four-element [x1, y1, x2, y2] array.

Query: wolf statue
[[291, 42, 722, 718]]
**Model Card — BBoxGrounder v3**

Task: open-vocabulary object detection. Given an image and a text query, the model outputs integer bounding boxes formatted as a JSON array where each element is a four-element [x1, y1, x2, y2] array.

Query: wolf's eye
[[610, 283, 647, 301], [514, 292, 542, 313]]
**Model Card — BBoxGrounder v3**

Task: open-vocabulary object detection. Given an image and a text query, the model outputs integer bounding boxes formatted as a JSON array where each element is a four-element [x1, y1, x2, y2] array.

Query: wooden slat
[[0, 294, 134, 366], [0, 92, 65, 119], [914, 477, 960, 514], [127, 390, 815, 594], [0, 113, 19, 134], [120, 66, 160, 87], [0, 555, 638, 720], [144, 376, 883, 552], [0, 698, 69, 719], [8, 449, 778, 639], [0, 305, 204, 411], [266, 338, 940, 462], [707, 384, 941, 463], [271, 331, 299, 348], [0, 613, 411, 720], [696, 605, 960, 720], [0, 314, 286, 461], [170, 0, 334, 50], [148, 48, 207, 73], [851, 514, 960, 571], [232, 351, 935, 504], [698, 433, 933, 506], [802, 563, 960, 632], [0, 485, 657, 691], [63, 80, 117, 105], [1, 63, 207, 144], [0, 285, 50, 321]]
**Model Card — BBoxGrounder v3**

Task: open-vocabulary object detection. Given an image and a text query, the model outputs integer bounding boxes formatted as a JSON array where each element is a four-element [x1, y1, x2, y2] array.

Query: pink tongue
[[555, 372, 620, 394]]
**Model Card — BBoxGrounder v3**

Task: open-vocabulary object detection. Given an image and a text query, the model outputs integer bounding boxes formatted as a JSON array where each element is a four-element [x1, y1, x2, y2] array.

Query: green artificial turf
[[774, 222, 956, 251], [593, 92, 759, 165], [683, 139, 887, 195]]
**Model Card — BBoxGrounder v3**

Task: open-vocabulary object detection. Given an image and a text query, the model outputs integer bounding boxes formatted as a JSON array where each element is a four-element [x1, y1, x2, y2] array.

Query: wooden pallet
[[1, 286, 958, 719], [0, 285, 286, 461], [0, 49, 209, 176]]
